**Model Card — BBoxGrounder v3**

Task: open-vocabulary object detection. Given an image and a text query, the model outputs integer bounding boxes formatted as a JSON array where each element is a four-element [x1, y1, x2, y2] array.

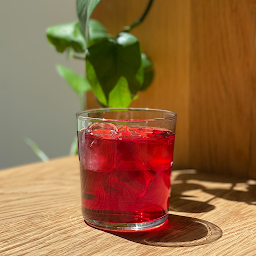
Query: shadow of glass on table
[[103, 214, 222, 247]]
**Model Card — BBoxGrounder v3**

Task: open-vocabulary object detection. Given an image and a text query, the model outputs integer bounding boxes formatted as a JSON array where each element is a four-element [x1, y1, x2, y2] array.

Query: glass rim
[[76, 108, 177, 123]]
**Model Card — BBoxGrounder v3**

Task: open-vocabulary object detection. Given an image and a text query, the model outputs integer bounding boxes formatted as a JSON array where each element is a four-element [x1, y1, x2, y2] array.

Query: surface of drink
[[78, 123, 175, 225]]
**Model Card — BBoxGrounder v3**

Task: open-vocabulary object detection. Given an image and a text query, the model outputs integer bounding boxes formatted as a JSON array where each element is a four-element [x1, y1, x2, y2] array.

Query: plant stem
[[73, 54, 85, 60], [123, 0, 154, 33]]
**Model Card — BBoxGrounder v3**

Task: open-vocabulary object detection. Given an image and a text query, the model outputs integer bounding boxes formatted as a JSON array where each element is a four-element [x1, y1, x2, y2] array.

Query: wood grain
[[189, 0, 256, 178], [1, 157, 256, 255], [88, 0, 256, 178]]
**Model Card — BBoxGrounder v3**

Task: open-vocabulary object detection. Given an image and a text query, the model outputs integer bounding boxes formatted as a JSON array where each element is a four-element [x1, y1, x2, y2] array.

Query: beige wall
[[0, 1, 82, 169]]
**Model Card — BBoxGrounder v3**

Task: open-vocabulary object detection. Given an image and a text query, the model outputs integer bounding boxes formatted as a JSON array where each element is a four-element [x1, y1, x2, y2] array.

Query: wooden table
[[1, 157, 256, 255]]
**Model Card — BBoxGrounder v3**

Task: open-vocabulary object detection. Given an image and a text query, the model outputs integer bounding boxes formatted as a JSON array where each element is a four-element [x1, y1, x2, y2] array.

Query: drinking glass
[[77, 108, 177, 231]]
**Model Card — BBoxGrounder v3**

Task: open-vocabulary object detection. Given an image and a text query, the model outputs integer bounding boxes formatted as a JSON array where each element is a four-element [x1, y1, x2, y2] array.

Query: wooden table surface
[[1, 157, 256, 255]]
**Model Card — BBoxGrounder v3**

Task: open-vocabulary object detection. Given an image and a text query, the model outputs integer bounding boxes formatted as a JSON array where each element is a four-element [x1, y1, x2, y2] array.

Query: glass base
[[84, 214, 168, 232]]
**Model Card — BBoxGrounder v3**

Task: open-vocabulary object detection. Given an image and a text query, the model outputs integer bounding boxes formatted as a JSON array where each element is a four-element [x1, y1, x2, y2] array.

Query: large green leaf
[[86, 60, 107, 106], [88, 19, 111, 47], [140, 53, 154, 91], [86, 32, 143, 106], [108, 77, 132, 108], [46, 22, 86, 53], [56, 65, 91, 94], [76, 0, 102, 43]]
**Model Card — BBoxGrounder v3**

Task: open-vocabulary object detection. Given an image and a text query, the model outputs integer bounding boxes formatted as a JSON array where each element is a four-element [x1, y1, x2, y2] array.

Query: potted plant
[[46, 0, 154, 110], [26, 0, 154, 159]]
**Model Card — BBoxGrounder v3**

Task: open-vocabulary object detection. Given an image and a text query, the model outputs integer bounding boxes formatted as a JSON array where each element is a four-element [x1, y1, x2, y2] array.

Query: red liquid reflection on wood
[[106, 215, 222, 247], [78, 125, 175, 224]]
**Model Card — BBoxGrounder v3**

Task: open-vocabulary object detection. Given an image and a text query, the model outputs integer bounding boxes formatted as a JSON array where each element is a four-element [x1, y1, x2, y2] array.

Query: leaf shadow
[[169, 182, 216, 213], [170, 170, 256, 212]]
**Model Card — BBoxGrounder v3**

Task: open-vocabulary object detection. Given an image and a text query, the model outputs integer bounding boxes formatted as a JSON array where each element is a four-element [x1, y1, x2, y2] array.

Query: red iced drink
[[78, 123, 175, 226]]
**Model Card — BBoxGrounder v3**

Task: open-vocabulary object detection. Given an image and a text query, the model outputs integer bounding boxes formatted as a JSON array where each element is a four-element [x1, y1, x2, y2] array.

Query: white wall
[[0, 1, 85, 169]]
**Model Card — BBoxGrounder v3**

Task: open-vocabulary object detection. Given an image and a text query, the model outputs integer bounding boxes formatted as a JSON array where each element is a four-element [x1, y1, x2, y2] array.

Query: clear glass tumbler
[[77, 108, 177, 231]]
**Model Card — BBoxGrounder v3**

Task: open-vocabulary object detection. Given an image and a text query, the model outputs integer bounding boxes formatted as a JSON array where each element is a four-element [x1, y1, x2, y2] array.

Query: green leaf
[[86, 60, 107, 106], [56, 65, 91, 95], [88, 19, 111, 47], [25, 137, 49, 162], [108, 77, 132, 108], [86, 32, 143, 106], [70, 137, 78, 155], [140, 53, 154, 91], [76, 0, 102, 44], [46, 22, 86, 53]]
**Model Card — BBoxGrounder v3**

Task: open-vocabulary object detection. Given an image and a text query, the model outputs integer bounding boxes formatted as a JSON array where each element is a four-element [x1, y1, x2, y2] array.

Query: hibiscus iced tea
[[77, 108, 177, 231]]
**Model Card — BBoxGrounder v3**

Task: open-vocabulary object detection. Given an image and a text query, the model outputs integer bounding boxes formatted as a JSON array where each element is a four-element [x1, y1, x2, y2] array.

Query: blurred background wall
[[0, 0, 82, 169]]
